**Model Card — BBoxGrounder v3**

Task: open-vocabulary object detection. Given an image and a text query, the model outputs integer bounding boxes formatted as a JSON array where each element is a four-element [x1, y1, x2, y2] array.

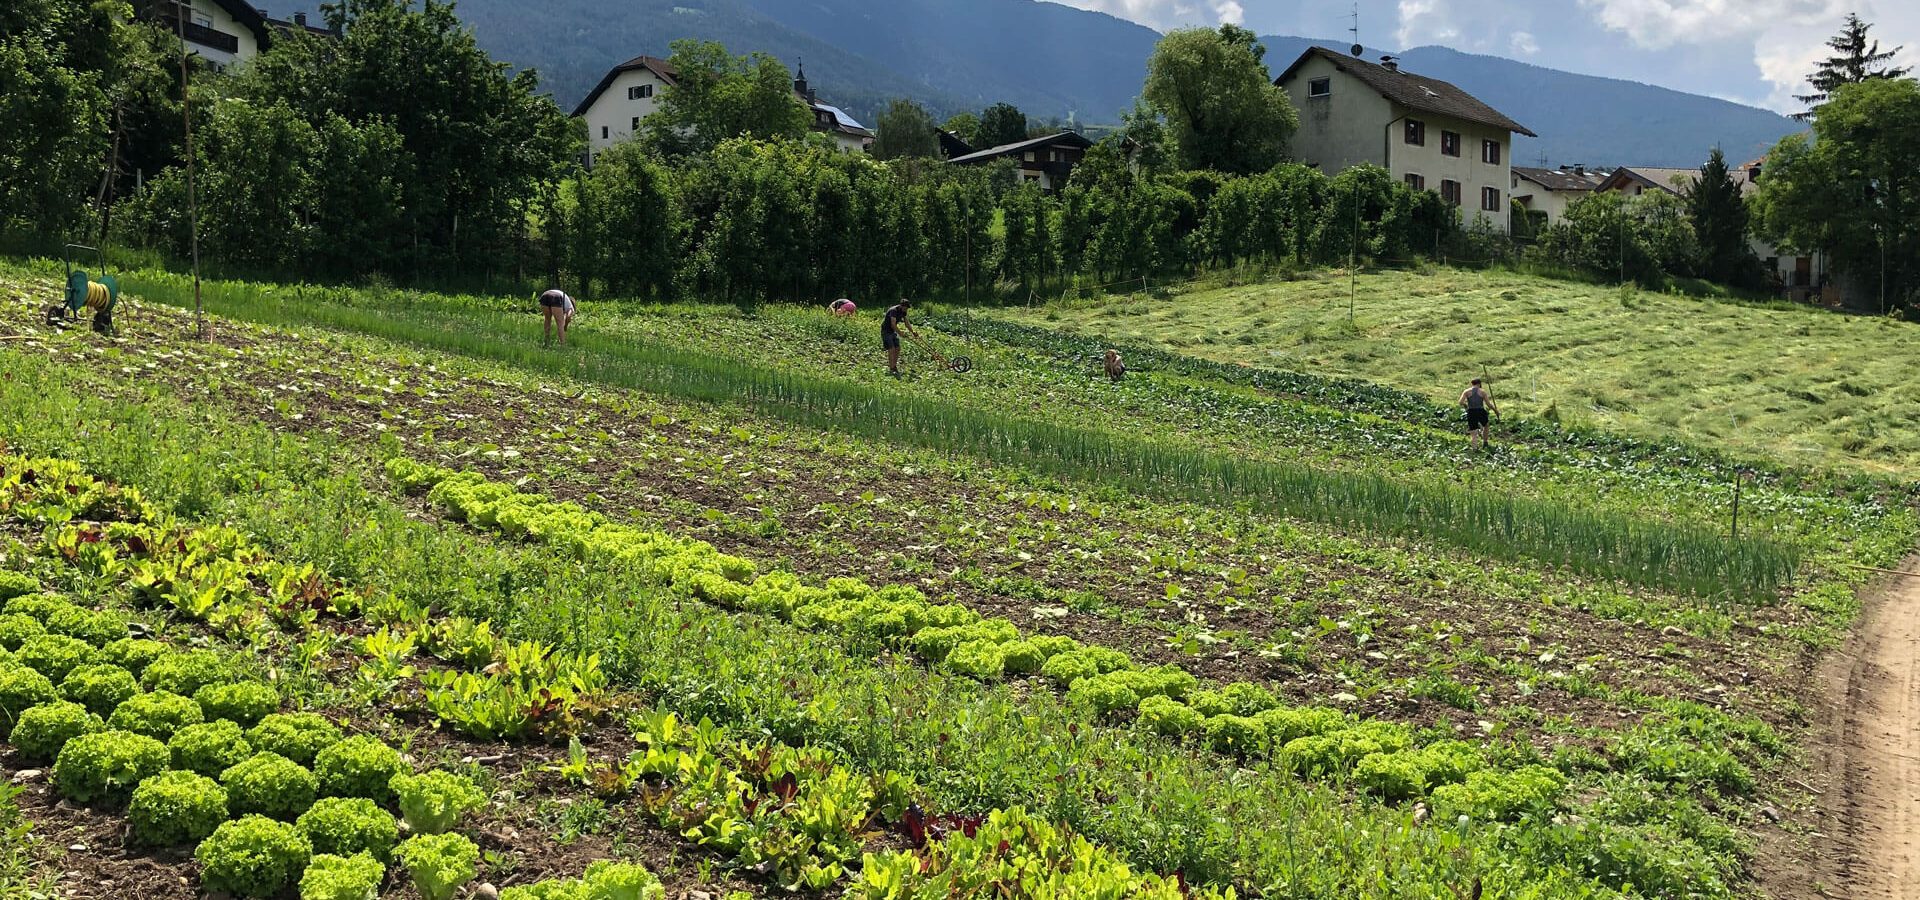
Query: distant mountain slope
[[1259, 37, 1806, 167], [445, 1, 1804, 167]]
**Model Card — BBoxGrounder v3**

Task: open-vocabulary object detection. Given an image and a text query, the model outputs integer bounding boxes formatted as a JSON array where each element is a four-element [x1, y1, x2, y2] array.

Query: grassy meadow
[[1005, 267, 1920, 475]]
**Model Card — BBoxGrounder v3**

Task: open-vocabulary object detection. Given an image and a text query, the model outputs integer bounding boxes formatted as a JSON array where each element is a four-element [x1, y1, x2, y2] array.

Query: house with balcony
[[573, 57, 872, 165], [1275, 46, 1535, 233], [946, 132, 1094, 190], [149, 0, 272, 69]]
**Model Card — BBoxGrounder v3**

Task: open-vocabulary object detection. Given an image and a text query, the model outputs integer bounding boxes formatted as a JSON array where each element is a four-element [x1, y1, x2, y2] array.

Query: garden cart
[[905, 330, 973, 374], [46, 244, 118, 335]]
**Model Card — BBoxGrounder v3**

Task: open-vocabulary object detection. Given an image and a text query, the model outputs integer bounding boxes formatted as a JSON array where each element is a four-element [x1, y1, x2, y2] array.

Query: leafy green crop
[[298, 797, 399, 862], [392, 770, 486, 835], [197, 815, 313, 898], [394, 833, 480, 900], [222, 752, 319, 820], [299, 852, 386, 900], [170, 719, 256, 777], [9, 700, 100, 763], [128, 770, 228, 846], [52, 728, 169, 804]]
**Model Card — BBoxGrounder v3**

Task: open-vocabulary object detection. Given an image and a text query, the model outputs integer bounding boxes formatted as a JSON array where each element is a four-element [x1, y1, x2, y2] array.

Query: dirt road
[[1824, 564, 1920, 897]]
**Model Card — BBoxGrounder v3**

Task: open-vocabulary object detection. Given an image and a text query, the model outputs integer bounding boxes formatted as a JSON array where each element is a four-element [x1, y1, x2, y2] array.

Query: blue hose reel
[[47, 244, 117, 334]]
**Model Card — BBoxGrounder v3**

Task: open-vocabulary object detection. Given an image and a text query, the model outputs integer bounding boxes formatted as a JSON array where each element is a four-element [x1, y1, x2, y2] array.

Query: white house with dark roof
[[1510, 165, 1602, 225], [150, 0, 272, 69], [573, 57, 872, 165], [1275, 46, 1536, 233]]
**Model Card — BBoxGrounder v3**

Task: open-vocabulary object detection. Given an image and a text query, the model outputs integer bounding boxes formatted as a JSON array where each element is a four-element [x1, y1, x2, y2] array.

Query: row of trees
[[556, 133, 1470, 304]]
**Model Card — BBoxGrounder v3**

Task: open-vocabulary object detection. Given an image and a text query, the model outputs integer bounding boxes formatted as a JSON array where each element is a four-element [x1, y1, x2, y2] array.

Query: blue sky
[[1047, 0, 1918, 113]]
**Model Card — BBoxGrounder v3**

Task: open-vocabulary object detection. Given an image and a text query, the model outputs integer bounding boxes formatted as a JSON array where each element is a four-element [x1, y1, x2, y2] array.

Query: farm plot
[[0, 260, 1909, 897]]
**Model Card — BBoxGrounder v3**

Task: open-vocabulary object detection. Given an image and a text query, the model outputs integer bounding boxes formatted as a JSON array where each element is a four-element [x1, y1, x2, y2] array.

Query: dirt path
[[1824, 563, 1920, 898]]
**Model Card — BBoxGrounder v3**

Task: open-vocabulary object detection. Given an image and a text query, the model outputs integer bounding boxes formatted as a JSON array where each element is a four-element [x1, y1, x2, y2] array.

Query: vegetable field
[[0, 258, 1909, 899]]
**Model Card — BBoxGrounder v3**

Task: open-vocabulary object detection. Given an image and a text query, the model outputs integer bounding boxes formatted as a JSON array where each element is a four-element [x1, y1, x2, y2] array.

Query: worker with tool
[[1459, 377, 1499, 450], [882, 299, 914, 377]]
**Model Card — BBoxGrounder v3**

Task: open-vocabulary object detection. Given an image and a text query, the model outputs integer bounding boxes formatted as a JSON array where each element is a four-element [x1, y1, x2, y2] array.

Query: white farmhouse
[[152, 0, 271, 70], [574, 57, 873, 165], [1275, 46, 1536, 233]]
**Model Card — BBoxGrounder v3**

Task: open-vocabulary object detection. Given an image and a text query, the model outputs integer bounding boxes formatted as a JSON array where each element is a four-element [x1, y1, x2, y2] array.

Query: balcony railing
[[152, 4, 241, 54]]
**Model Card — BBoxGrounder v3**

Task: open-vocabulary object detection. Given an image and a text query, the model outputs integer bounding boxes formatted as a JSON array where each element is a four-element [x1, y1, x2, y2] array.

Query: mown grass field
[[0, 257, 1910, 899], [1004, 267, 1920, 475]]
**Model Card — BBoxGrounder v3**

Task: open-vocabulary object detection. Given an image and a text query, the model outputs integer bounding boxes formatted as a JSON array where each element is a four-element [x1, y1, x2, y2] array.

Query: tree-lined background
[[1, 0, 1914, 308]]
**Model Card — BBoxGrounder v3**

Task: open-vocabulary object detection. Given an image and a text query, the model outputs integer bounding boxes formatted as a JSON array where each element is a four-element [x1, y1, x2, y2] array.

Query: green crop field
[[0, 256, 1909, 899], [1004, 267, 1920, 476]]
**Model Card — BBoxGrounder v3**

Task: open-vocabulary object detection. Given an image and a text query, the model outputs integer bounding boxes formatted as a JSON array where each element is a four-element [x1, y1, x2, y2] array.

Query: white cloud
[[1510, 30, 1540, 55], [1395, 0, 1539, 54], [1575, 0, 1920, 112], [1041, 0, 1246, 29]]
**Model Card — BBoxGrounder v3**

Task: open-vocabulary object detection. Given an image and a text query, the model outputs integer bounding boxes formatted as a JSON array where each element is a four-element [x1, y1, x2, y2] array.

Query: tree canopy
[[642, 39, 811, 156], [977, 102, 1030, 150], [872, 99, 939, 160], [1142, 24, 1296, 175], [1686, 148, 1760, 288], [1793, 13, 1909, 121], [1756, 77, 1920, 311]]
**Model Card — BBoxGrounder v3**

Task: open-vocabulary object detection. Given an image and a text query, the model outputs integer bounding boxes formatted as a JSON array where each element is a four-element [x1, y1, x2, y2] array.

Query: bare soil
[[1773, 560, 1920, 899]]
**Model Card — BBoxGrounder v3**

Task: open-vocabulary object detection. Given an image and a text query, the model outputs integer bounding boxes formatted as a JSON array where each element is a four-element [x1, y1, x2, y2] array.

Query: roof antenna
[[1348, 2, 1363, 56]]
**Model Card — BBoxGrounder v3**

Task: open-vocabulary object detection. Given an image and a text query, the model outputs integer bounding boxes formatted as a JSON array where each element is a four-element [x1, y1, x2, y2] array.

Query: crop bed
[[0, 260, 1912, 898]]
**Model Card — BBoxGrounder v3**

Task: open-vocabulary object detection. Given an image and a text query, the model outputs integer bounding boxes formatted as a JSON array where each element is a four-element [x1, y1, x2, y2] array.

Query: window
[[1024, 151, 1036, 163], [1440, 180, 1461, 206], [1404, 120, 1426, 146], [627, 84, 653, 100], [1441, 131, 1460, 157], [1481, 139, 1502, 165], [1481, 186, 1501, 211], [1308, 77, 1331, 97], [1404, 173, 1425, 190], [600, 125, 609, 139], [631, 116, 641, 131]]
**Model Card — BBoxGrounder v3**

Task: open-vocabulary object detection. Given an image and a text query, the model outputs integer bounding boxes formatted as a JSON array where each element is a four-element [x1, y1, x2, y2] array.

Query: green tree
[[1143, 24, 1296, 174], [942, 112, 981, 148], [230, 0, 578, 277], [872, 99, 939, 160], [1793, 13, 1909, 121], [572, 142, 680, 299], [1686, 148, 1760, 287], [977, 102, 1029, 149], [0, 0, 114, 238], [644, 40, 810, 156], [1540, 191, 1662, 285], [1756, 77, 1920, 311]]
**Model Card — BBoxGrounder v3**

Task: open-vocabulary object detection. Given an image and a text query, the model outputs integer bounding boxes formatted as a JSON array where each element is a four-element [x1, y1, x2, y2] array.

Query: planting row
[[0, 345, 1768, 898], [2, 450, 1237, 899], [118, 268, 1802, 599], [391, 458, 1775, 829]]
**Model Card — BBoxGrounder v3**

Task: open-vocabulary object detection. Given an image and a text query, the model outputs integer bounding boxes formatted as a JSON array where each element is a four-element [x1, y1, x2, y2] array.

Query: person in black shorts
[[538, 288, 575, 347], [882, 299, 914, 376], [1459, 377, 1498, 449]]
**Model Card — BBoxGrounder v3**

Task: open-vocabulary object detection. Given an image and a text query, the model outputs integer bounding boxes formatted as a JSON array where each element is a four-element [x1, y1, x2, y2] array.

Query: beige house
[[574, 58, 872, 165], [151, 0, 270, 69], [1510, 165, 1601, 225], [1276, 46, 1535, 234]]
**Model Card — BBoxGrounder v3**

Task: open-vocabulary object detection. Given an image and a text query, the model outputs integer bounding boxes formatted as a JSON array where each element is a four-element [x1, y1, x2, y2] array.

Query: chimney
[[1574, 164, 1585, 176], [1380, 55, 1399, 72], [293, 11, 305, 25]]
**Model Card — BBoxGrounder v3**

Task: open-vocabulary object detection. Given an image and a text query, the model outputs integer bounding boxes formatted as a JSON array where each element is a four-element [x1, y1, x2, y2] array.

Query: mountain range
[[448, 0, 1806, 167]]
